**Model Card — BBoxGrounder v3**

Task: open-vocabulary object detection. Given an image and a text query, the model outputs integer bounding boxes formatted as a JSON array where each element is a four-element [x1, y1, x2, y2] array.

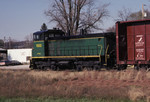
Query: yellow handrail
[[105, 45, 109, 65], [98, 45, 103, 62]]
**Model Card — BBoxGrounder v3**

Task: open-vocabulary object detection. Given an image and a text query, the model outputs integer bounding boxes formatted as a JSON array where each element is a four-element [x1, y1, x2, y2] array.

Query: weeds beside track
[[0, 69, 150, 101]]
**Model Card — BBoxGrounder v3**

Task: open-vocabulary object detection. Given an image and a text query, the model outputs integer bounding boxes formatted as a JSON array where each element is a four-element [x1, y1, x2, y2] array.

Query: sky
[[0, 0, 149, 41]]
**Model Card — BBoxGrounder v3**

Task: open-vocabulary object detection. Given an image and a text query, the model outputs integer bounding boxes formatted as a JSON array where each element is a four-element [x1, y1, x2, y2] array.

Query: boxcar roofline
[[116, 19, 150, 24]]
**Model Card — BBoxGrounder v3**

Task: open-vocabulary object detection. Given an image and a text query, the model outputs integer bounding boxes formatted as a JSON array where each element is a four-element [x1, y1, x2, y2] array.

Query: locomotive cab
[[33, 31, 45, 41], [32, 29, 65, 56], [33, 29, 65, 41]]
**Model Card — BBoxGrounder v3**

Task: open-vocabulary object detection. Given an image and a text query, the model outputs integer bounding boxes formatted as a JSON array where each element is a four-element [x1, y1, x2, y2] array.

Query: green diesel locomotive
[[30, 29, 116, 70]]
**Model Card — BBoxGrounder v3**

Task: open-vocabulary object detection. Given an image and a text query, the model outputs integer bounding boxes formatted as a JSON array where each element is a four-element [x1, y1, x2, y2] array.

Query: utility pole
[[3, 37, 6, 49], [142, 4, 147, 20], [9, 37, 11, 49]]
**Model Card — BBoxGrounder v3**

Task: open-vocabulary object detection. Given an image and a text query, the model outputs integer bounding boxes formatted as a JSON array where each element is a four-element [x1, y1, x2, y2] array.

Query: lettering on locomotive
[[36, 44, 42, 47], [37, 53, 41, 55]]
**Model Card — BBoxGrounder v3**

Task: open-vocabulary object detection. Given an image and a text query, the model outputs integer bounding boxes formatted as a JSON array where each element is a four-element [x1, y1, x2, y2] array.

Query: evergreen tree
[[40, 23, 48, 31]]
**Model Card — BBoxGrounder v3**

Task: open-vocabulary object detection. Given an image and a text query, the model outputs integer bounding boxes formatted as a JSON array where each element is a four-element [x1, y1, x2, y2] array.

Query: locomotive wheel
[[93, 65, 99, 70], [51, 65, 56, 70], [134, 65, 139, 70], [76, 65, 82, 71], [117, 65, 127, 70], [56, 67, 60, 71], [43, 67, 49, 70]]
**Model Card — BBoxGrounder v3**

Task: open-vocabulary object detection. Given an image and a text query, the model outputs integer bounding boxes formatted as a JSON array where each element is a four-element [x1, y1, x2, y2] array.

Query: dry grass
[[0, 69, 150, 101]]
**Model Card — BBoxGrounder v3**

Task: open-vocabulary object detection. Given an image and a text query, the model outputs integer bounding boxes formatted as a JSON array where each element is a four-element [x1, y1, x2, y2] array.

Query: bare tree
[[117, 7, 132, 21], [129, 11, 142, 20], [106, 25, 115, 32], [24, 34, 33, 48], [3, 37, 17, 49], [45, 0, 109, 35], [0, 39, 4, 48]]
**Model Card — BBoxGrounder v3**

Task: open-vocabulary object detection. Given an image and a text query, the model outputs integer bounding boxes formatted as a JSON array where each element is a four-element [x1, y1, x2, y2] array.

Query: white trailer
[[7, 49, 32, 64]]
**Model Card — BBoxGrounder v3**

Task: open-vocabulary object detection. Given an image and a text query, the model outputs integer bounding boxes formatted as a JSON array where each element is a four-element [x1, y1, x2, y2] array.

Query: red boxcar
[[116, 20, 150, 69]]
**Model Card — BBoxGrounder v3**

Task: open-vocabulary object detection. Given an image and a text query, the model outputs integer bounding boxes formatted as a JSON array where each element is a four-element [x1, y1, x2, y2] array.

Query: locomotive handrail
[[98, 45, 103, 62], [105, 44, 109, 65]]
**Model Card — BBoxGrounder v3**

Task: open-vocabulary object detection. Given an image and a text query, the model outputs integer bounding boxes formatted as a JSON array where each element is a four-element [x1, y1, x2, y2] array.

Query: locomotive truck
[[30, 19, 150, 70]]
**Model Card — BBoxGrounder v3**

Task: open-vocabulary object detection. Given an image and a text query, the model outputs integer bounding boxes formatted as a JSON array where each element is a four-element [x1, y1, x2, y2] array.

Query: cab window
[[55, 34, 61, 37], [33, 34, 44, 41]]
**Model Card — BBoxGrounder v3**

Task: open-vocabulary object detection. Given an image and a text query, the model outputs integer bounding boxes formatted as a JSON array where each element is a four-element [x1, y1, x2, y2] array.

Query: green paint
[[32, 41, 45, 57], [32, 37, 106, 57], [48, 38, 105, 56]]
